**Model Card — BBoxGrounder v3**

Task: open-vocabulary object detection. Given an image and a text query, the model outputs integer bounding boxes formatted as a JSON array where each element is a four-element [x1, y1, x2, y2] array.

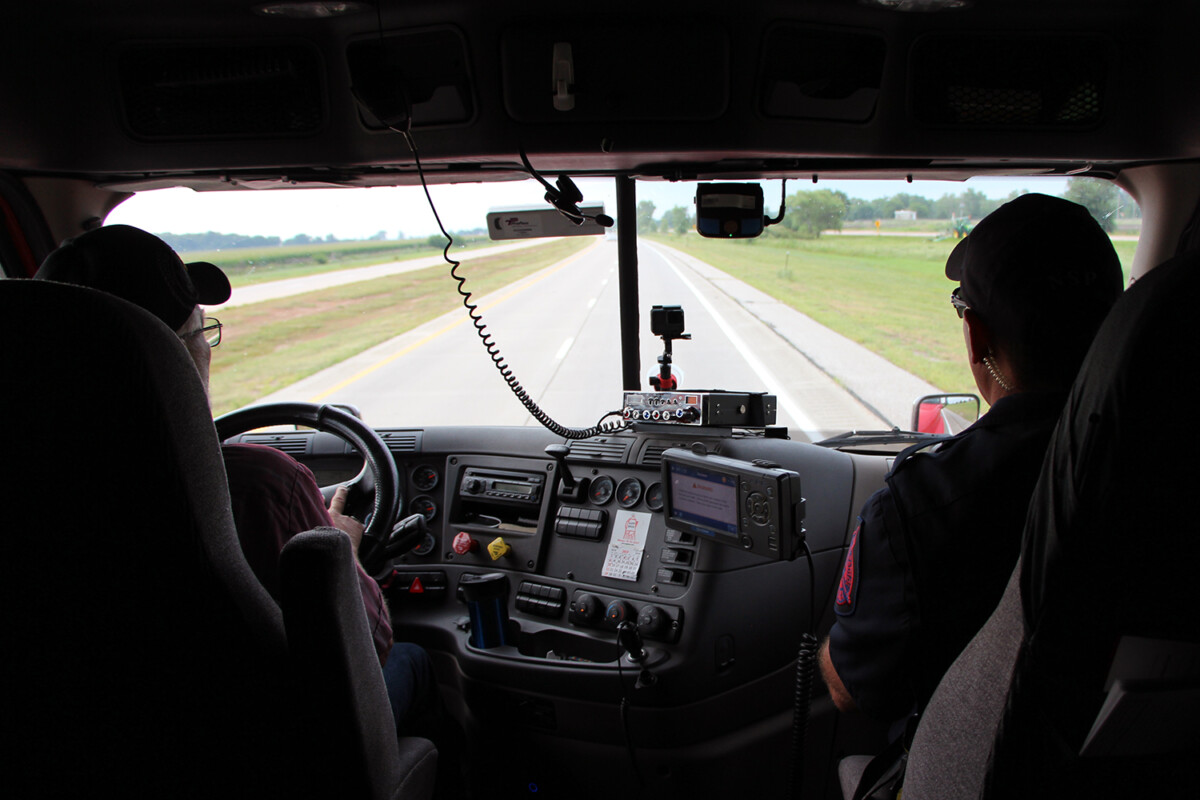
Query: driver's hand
[[328, 485, 365, 558]]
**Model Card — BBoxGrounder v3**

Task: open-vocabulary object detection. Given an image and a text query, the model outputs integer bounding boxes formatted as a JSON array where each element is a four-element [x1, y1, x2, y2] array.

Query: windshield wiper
[[815, 429, 948, 449]]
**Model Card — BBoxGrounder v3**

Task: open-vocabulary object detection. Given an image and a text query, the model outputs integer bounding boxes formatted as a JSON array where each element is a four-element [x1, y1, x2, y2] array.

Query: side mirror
[[911, 393, 980, 435]]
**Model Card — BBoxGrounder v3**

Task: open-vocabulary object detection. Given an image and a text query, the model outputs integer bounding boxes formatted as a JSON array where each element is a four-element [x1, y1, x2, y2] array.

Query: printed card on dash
[[602, 510, 651, 581]]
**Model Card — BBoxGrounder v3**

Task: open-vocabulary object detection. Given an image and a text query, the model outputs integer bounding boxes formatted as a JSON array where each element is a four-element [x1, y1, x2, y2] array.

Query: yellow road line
[[307, 240, 602, 401]]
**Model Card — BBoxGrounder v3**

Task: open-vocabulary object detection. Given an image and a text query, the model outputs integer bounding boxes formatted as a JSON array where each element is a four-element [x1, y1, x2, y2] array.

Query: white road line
[[647, 244, 822, 439], [554, 337, 575, 361]]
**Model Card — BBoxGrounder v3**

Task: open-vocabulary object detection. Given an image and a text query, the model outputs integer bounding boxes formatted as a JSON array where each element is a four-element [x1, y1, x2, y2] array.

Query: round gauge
[[412, 464, 439, 492], [411, 532, 436, 557], [645, 482, 664, 512], [589, 475, 615, 505], [617, 477, 643, 508], [409, 495, 437, 522]]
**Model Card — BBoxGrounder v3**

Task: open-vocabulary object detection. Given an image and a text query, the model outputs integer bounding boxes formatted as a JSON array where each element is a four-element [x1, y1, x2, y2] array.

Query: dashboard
[[227, 421, 893, 798]]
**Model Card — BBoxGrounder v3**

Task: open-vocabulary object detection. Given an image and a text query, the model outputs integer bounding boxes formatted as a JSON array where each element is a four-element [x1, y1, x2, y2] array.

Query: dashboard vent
[[567, 438, 630, 463], [241, 433, 309, 456], [118, 42, 325, 139], [380, 431, 420, 454], [911, 34, 1109, 128], [640, 441, 691, 468]]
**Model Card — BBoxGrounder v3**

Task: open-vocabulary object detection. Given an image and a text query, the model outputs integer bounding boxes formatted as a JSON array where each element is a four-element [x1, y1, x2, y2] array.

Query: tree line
[[160, 230, 407, 253], [639, 178, 1136, 238]]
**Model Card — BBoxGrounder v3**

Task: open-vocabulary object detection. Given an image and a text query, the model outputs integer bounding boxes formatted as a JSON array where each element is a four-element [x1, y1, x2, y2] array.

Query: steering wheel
[[214, 402, 401, 575]]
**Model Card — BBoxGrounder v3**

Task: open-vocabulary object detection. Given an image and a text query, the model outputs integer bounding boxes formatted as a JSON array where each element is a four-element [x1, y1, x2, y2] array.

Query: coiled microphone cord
[[399, 129, 629, 440]]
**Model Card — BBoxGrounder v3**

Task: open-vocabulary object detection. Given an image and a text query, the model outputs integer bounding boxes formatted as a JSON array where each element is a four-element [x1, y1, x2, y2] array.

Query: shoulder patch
[[835, 522, 861, 616]]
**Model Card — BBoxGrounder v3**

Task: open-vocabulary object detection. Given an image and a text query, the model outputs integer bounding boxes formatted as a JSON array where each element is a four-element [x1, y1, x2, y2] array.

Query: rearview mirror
[[486, 205, 609, 240], [911, 393, 980, 435], [695, 183, 765, 238]]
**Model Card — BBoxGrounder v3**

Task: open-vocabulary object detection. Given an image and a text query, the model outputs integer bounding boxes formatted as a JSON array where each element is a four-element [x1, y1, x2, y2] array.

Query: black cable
[[791, 632, 819, 799], [394, 132, 628, 440], [518, 147, 557, 195], [765, 178, 789, 227], [803, 538, 817, 637], [364, 15, 623, 441], [615, 637, 645, 788], [790, 539, 819, 799], [518, 146, 615, 228]]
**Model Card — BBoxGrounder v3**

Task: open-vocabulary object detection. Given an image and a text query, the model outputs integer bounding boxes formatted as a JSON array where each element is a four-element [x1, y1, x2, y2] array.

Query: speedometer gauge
[[645, 482, 664, 511], [617, 477, 643, 508], [410, 495, 437, 522], [589, 475, 615, 505], [412, 465, 439, 491]]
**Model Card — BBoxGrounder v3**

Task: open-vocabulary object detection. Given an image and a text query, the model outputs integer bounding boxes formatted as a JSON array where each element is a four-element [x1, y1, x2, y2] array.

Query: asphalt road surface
[[252, 239, 885, 441]]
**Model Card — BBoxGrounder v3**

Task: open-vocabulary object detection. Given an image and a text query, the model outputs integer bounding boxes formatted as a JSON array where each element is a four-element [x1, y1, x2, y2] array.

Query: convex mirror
[[911, 393, 980, 435]]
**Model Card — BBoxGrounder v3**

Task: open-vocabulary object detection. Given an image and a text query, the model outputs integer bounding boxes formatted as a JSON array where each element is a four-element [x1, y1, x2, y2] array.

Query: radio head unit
[[661, 447, 805, 561], [459, 467, 545, 506]]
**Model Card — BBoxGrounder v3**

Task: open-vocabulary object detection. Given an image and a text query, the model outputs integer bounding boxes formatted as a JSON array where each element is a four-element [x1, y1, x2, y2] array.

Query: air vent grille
[[241, 433, 309, 456], [379, 431, 420, 454], [640, 442, 690, 468], [119, 43, 324, 139], [912, 35, 1108, 128], [567, 438, 630, 463]]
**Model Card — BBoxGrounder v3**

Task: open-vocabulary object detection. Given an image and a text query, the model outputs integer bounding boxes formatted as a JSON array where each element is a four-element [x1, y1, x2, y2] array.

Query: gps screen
[[667, 462, 738, 537]]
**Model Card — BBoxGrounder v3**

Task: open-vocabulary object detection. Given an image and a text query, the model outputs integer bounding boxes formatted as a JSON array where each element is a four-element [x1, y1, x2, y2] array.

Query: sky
[[107, 176, 1070, 241]]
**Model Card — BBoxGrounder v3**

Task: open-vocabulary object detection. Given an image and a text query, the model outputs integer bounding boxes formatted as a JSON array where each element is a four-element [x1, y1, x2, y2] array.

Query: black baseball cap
[[945, 193, 1122, 347], [36, 224, 231, 331]]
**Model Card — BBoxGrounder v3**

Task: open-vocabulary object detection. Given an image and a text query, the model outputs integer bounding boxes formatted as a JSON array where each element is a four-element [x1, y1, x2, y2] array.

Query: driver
[[35, 224, 432, 732], [819, 194, 1124, 738]]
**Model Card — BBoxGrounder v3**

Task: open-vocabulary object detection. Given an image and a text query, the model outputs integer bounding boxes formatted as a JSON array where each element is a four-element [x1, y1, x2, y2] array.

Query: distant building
[[894, 209, 918, 221]]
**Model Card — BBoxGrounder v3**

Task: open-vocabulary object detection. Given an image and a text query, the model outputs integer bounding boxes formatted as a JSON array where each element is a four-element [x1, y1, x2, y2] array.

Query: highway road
[[252, 238, 886, 441]]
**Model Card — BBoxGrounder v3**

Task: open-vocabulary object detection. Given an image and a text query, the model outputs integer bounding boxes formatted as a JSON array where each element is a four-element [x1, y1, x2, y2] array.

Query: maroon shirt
[[221, 443, 392, 665]]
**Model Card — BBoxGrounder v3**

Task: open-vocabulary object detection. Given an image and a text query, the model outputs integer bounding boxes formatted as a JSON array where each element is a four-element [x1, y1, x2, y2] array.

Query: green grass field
[[648, 232, 1138, 398], [209, 238, 591, 415], [192, 235, 490, 287]]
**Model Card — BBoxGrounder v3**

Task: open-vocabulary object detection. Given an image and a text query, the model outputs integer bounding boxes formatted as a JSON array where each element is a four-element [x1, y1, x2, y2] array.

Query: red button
[[452, 532, 477, 555], [409, 577, 425, 594]]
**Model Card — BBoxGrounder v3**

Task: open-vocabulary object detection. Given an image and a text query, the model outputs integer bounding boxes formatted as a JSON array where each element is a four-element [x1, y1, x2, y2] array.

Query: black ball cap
[[36, 224, 231, 331], [945, 193, 1123, 342]]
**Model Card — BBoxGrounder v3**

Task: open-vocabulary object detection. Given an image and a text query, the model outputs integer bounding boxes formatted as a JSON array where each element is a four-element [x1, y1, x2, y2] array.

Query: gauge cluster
[[584, 473, 663, 512]]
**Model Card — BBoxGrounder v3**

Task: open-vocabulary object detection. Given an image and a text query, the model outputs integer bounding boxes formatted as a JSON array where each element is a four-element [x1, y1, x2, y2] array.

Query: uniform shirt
[[827, 392, 1067, 724], [222, 443, 393, 666]]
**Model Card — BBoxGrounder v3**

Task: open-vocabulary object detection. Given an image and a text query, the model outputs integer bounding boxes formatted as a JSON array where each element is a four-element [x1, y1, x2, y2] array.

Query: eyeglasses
[[950, 287, 970, 319], [183, 317, 222, 348]]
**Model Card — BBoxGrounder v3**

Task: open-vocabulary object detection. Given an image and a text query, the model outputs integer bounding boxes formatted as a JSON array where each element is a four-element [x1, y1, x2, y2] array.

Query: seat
[[900, 248, 1200, 798], [0, 279, 435, 798]]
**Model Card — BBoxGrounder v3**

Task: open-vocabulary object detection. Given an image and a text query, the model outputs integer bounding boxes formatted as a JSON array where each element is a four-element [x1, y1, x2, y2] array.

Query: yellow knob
[[487, 537, 511, 561]]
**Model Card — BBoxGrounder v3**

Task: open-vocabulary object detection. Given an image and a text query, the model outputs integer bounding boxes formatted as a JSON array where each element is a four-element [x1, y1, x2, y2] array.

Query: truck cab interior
[[3, 1, 1198, 798]]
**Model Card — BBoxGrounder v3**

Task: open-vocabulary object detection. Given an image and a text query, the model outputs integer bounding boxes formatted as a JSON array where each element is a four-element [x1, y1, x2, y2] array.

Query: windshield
[[107, 176, 1140, 441]]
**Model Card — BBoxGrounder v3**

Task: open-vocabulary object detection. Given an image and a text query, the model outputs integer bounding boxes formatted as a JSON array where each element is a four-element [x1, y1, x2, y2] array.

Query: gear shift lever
[[617, 621, 658, 688], [616, 621, 647, 663], [545, 444, 586, 502]]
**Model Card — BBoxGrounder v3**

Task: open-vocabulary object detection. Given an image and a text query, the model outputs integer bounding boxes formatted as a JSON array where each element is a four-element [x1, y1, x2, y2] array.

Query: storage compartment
[[518, 628, 622, 663], [502, 24, 729, 122]]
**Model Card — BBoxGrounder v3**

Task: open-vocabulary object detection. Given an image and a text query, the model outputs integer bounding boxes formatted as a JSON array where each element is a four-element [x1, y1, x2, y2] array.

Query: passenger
[[819, 194, 1123, 734], [35, 224, 433, 732]]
